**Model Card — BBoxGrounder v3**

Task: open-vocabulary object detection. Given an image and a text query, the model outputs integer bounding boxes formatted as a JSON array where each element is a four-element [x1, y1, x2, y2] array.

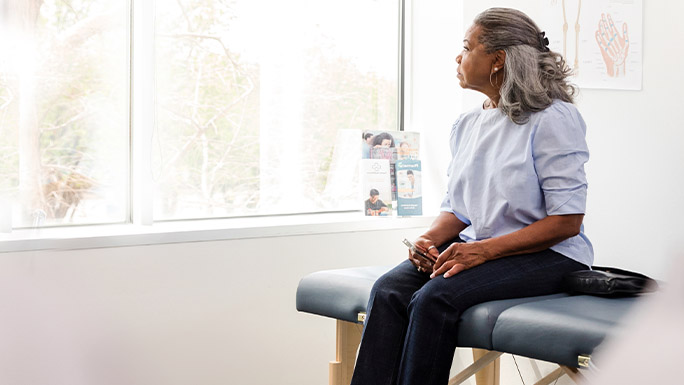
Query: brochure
[[361, 130, 420, 160], [362, 130, 420, 202], [359, 159, 392, 216], [396, 160, 422, 216]]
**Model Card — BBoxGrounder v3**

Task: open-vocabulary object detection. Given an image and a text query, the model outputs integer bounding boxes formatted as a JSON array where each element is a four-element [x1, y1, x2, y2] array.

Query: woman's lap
[[419, 249, 585, 305], [373, 249, 585, 317]]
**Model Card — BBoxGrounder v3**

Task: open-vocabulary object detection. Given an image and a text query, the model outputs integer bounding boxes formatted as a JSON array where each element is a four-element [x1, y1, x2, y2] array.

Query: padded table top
[[296, 266, 391, 324], [296, 266, 642, 363], [492, 295, 639, 367], [297, 266, 566, 350]]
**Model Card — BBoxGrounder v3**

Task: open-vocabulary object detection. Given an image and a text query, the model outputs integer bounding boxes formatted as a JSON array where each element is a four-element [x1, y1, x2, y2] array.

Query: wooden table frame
[[329, 319, 587, 385]]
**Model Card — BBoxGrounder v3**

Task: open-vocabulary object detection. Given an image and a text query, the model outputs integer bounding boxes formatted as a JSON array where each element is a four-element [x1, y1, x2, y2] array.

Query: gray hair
[[474, 8, 577, 124]]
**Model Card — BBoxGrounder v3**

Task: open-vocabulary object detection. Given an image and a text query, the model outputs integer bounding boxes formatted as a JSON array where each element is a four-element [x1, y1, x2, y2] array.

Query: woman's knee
[[407, 278, 470, 317], [369, 273, 394, 302], [407, 286, 441, 318], [370, 270, 407, 303], [369, 263, 422, 310]]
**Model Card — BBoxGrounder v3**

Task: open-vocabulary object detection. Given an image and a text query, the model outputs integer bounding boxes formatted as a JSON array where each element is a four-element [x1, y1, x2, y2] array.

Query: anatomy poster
[[542, 0, 643, 90]]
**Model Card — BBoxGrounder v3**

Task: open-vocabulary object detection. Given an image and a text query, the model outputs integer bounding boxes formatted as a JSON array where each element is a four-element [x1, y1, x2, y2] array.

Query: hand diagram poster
[[542, 0, 643, 90]]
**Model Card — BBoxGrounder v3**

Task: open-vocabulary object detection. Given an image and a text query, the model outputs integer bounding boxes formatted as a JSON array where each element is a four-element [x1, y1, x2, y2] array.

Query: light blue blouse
[[440, 100, 594, 267]]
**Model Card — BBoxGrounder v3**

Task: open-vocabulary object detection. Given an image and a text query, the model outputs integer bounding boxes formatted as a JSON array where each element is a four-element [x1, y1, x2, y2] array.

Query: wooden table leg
[[472, 348, 500, 385], [561, 366, 586, 384], [329, 320, 363, 385]]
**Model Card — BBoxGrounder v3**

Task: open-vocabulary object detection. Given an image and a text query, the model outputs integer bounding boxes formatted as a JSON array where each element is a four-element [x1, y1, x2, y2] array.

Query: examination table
[[296, 265, 642, 385]]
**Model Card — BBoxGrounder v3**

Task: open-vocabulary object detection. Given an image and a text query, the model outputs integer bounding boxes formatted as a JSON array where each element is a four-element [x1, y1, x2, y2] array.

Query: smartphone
[[402, 238, 435, 265]]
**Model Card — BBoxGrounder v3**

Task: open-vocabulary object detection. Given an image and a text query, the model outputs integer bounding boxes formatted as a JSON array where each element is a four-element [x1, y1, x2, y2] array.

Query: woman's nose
[[455, 54, 462, 63]]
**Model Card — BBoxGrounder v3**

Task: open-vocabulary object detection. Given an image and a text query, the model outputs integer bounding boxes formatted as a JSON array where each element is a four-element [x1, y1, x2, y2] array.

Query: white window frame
[[131, 0, 154, 226]]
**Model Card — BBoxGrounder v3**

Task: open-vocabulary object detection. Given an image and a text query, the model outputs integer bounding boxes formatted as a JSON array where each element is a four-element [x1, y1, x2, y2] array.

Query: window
[[0, 0, 402, 229], [0, 1, 130, 228]]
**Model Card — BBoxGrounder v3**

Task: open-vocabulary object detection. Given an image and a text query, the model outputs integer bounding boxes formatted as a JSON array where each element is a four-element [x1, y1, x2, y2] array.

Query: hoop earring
[[489, 67, 502, 88]]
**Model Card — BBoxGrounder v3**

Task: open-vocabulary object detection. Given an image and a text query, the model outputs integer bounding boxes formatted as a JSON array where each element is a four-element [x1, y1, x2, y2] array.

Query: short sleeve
[[532, 103, 590, 215]]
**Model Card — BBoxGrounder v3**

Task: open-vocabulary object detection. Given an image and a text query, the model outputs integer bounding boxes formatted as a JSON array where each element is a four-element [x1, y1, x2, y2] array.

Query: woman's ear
[[493, 50, 506, 71]]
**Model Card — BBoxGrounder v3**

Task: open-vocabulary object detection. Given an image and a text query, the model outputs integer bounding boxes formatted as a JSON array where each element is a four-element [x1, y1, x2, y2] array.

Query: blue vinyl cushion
[[296, 266, 392, 323], [457, 294, 568, 349], [297, 266, 565, 350], [492, 295, 638, 367], [296, 266, 642, 365]]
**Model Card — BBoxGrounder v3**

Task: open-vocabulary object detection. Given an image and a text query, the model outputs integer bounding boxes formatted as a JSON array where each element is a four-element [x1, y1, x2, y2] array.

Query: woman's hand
[[408, 211, 469, 273], [430, 242, 492, 279], [408, 237, 439, 273]]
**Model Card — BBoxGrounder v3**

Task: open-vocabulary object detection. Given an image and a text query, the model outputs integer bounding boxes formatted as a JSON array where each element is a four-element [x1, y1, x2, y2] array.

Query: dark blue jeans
[[350, 243, 587, 385]]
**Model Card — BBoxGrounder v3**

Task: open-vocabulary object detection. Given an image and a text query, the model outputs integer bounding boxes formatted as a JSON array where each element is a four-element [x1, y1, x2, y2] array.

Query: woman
[[371, 132, 396, 148], [350, 8, 593, 385]]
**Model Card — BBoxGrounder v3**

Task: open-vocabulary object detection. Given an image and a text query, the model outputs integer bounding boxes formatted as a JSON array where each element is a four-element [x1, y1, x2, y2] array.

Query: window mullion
[[131, 0, 155, 226]]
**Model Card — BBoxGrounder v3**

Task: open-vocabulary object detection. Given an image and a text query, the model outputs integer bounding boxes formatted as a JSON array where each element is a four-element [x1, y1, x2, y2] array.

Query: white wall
[[578, 1, 684, 279], [0, 227, 426, 385]]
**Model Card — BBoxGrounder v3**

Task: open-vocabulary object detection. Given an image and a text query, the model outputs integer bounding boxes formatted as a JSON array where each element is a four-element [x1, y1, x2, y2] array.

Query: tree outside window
[[0, 0, 129, 228]]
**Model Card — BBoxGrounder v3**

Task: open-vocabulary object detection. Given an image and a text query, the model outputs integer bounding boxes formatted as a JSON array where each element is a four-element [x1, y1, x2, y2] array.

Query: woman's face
[[455, 25, 496, 93], [380, 139, 392, 147]]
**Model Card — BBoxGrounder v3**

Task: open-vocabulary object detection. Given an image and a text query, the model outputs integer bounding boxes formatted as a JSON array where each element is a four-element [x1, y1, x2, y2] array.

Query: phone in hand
[[402, 238, 436, 266]]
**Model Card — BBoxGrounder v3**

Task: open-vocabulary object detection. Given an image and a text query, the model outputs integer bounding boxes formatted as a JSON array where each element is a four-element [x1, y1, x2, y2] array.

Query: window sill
[[0, 212, 436, 253]]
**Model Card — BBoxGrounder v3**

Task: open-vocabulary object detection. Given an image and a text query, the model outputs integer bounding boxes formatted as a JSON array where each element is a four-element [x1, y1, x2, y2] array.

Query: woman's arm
[[482, 213, 584, 257], [431, 214, 584, 278], [421, 211, 469, 248]]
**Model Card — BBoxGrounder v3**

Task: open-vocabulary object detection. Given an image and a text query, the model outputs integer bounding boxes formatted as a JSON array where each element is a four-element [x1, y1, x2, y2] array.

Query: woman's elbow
[[560, 214, 584, 238]]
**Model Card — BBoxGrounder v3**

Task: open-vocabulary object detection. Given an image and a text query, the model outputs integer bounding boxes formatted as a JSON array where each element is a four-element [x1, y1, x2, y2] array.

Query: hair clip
[[539, 31, 550, 52]]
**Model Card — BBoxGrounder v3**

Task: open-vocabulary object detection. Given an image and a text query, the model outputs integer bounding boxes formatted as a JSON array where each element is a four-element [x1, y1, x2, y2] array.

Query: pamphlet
[[396, 160, 422, 216], [362, 130, 420, 202], [362, 130, 420, 160], [359, 159, 392, 216]]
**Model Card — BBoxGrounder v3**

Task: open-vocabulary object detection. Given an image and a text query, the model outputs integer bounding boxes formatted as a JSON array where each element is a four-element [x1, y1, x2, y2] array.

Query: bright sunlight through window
[[0, 0, 401, 228]]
